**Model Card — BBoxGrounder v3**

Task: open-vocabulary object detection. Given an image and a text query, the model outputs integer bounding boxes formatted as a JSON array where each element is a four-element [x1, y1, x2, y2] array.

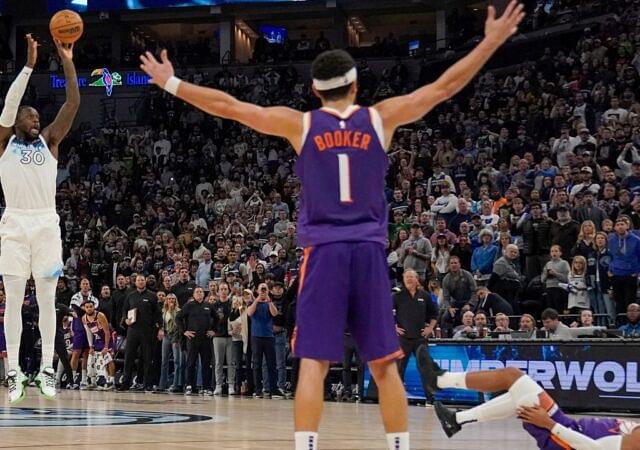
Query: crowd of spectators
[[1, 1, 640, 398]]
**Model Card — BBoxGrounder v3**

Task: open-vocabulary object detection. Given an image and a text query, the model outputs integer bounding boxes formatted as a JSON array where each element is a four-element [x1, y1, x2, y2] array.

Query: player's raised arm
[[140, 50, 304, 152], [374, 1, 525, 147], [0, 34, 38, 151], [42, 40, 81, 156]]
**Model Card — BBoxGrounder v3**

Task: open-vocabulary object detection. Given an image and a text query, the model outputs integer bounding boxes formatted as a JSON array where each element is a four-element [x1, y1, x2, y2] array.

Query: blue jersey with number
[[294, 106, 388, 247]]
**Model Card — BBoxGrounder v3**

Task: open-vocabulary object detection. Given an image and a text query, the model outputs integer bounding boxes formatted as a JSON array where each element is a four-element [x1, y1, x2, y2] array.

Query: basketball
[[49, 10, 83, 44]]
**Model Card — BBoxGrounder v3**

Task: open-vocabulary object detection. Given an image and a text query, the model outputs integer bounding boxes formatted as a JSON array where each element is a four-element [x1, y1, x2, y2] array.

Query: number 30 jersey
[[294, 105, 388, 247], [0, 135, 57, 210]]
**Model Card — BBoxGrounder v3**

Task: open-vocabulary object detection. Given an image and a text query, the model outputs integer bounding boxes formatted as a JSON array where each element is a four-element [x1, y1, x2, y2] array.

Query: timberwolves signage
[[50, 69, 150, 94], [0, 408, 214, 427], [364, 342, 640, 412]]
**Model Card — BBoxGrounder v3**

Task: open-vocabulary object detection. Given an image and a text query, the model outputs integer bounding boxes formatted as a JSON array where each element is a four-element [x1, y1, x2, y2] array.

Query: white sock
[[456, 392, 515, 425], [437, 372, 467, 389], [3, 275, 27, 372], [82, 369, 87, 384], [35, 277, 58, 370], [386, 432, 409, 450], [294, 431, 318, 450]]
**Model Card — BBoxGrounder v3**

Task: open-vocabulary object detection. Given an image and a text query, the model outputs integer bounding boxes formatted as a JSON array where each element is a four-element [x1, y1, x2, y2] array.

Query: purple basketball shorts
[[292, 241, 402, 363], [72, 317, 88, 351]]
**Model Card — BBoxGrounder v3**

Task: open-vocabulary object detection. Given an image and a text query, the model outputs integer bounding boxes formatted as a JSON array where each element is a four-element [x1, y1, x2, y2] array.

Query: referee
[[393, 269, 438, 382]]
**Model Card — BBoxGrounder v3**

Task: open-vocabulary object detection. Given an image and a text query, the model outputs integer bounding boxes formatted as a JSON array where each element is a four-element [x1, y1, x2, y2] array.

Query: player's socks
[[4, 275, 27, 372], [437, 372, 467, 390], [35, 277, 58, 371], [7, 369, 28, 404], [386, 432, 409, 450], [455, 392, 515, 424], [35, 367, 57, 399], [294, 431, 318, 450], [81, 369, 88, 384]]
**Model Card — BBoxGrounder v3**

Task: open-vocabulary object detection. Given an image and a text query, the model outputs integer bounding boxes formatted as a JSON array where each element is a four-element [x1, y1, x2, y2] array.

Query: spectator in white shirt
[[602, 96, 629, 125], [262, 234, 283, 259], [617, 142, 640, 177], [195, 176, 214, 203], [152, 131, 171, 166], [569, 167, 601, 200], [430, 182, 458, 223], [552, 124, 573, 168]]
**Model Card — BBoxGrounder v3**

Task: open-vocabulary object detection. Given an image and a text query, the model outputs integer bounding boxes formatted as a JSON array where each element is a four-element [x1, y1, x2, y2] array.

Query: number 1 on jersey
[[337, 153, 353, 203]]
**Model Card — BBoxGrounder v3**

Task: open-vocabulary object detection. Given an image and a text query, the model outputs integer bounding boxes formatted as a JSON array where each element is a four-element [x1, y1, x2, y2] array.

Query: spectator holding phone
[[229, 290, 250, 395], [247, 283, 280, 398]]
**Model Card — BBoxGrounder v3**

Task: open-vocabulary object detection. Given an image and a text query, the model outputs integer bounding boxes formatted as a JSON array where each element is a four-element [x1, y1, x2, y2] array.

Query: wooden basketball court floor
[[0, 388, 543, 449]]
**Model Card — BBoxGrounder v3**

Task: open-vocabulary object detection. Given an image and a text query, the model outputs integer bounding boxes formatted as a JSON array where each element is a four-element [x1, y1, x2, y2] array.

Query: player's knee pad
[[508, 374, 543, 408]]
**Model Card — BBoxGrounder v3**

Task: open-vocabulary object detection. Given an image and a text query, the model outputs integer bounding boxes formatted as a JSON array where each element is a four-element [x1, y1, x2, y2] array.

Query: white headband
[[313, 67, 357, 91]]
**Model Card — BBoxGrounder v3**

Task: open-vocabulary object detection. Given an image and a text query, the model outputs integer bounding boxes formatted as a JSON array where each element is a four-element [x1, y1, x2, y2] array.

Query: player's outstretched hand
[[26, 34, 38, 69], [484, 0, 526, 47], [140, 49, 174, 88], [54, 39, 74, 61]]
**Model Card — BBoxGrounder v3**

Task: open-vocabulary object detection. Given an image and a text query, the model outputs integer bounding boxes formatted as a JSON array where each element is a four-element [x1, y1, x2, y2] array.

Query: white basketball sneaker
[[7, 369, 29, 404], [35, 367, 57, 400]]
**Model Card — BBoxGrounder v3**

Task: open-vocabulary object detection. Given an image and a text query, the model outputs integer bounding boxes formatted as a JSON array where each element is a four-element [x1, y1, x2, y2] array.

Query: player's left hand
[[25, 34, 38, 69], [54, 39, 74, 61], [101, 347, 108, 355], [484, 1, 526, 48], [517, 405, 555, 430], [140, 49, 174, 89]]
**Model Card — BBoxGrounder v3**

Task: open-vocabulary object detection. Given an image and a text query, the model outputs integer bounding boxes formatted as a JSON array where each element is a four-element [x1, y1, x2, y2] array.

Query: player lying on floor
[[417, 348, 640, 450]]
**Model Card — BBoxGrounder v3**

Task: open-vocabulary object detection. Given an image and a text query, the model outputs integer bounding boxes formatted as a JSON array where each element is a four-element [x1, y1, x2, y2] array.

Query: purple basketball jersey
[[525, 404, 633, 449], [85, 316, 106, 351], [295, 106, 388, 247]]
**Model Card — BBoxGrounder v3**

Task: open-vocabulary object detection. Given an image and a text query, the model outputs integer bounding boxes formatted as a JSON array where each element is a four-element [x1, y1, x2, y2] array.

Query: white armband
[[163, 76, 181, 96], [0, 66, 33, 128], [551, 423, 603, 450]]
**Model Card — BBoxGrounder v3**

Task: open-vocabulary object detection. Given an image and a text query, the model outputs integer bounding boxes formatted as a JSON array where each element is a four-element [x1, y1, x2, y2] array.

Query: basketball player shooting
[[139, 2, 524, 449], [0, 34, 80, 403], [417, 356, 640, 450]]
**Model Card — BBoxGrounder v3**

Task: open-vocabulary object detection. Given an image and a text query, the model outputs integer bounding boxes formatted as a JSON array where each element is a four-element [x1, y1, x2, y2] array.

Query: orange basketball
[[49, 10, 84, 44]]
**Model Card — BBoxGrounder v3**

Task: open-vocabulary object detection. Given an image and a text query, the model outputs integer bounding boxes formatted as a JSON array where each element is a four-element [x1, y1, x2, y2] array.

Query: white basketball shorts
[[0, 208, 63, 278]]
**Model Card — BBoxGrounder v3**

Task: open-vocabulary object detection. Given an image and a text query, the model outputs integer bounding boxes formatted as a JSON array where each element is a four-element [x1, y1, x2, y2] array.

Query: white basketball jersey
[[0, 135, 57, 210]]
